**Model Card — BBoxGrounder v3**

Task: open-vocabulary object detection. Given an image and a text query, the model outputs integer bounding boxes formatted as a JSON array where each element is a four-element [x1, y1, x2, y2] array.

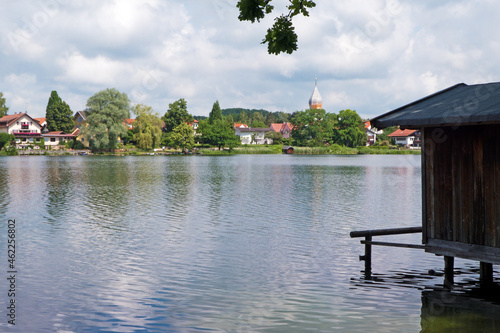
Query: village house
[[0, 113, 43, 148], [235, 127, 273, 144], [73, 111, 90, 146], [124, 119, 135, 129], [42, 131, 77, 149], [365, 121, 383, 146], [74, 111, 87, 129], [234, 123, 249, 129], [388, 128, 421, 148], [34, 117, 48, 133], [269, 122, 293, 139]]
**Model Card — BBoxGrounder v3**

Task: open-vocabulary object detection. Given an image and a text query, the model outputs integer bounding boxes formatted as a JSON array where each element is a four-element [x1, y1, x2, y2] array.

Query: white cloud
[[57, 52, 134, 86]]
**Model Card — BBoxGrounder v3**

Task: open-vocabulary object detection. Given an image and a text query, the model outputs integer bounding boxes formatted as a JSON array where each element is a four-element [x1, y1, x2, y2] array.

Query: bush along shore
[[4, 144, 421, 156]]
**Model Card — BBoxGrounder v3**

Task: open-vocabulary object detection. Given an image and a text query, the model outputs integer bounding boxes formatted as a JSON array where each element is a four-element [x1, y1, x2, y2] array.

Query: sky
[[1, 0, 499, 119]]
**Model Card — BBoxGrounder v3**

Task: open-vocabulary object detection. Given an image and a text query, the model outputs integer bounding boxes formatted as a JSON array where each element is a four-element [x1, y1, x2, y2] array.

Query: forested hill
[[193, 109, 292, 123], [221, 108, 273, 117]]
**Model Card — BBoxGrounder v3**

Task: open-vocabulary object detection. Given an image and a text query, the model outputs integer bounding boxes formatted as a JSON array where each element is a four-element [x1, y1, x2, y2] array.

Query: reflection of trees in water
[[0, 160, 10, 216], [45, 158, 75, 225], [161, 157, 195, 220], [421, 289, 500, 332], [83, 158, 131, 230]]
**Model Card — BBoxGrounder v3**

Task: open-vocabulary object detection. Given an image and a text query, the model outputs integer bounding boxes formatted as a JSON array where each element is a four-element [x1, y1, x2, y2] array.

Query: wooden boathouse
[[362, 82, 500, 286]]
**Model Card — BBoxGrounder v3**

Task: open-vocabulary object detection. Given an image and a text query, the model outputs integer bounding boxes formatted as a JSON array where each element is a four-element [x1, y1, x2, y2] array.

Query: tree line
[[0, 88, 375, 152]]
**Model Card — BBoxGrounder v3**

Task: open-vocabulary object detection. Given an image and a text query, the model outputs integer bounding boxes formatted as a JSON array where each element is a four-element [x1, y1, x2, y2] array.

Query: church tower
[[309, 78, 323, 109]]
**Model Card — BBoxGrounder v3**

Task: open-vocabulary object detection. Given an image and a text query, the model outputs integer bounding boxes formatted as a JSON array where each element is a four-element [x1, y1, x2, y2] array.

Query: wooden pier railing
[[350, 227, 423, 279]]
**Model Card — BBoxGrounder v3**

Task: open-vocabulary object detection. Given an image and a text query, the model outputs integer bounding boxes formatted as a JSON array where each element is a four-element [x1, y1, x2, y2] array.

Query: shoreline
[[9, 147, 422, 157]]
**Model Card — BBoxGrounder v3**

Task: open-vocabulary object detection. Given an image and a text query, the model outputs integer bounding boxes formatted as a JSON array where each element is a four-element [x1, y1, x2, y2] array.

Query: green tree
[[332, 109, 366, 147], [226, 114, 235, 128], [208, 100, 223, 124], [265, 130, 283, 144], [169, 123, 195, 151], [237, 0, 316, 55], [84, 88, 131, 151], [198, 119, 239, 150], [0, 133, 15, 151], [238, 110, 249, 125], [0, 92, 9, 118], [291, 108, 335, 146], [251, 112, 266, 127], [377, 125, 398, 144], [162, 98, 193, 133], [45, 91, 75, 133], [265, 112, 277, 126], [132, 104, 162, 150], [275, 111, 290, 123]]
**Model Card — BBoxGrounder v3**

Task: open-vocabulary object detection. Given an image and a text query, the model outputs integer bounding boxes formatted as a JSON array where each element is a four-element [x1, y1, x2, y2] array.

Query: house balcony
[[12, 130, 41, 136]]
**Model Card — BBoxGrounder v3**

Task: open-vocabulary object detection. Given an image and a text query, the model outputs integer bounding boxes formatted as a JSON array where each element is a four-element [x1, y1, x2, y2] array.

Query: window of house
[[50, 138, 56, 142]]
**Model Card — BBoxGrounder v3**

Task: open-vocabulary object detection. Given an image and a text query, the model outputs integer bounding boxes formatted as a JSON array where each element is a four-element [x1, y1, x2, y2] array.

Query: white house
[[365, 121, 383, 146], [42, 131, 76, 149], [388, 128, 418, 148], [0, 113, 43, 148], [235, 127, 273, 145]]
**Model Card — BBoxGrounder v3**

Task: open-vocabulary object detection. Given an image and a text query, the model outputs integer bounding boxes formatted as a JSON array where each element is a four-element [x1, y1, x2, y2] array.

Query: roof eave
[[371, 83, 467, 129]]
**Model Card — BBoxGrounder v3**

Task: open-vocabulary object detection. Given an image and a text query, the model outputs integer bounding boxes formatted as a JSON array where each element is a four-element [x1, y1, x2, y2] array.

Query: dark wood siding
[[423, 125, 500, 248]]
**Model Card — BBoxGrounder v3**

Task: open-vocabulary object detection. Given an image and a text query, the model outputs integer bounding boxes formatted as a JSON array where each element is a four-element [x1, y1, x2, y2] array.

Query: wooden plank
[[484, 126, 496, 247], [426, 239, 500, 264], [350, 226, 422, 238], [426, 128, 435, 241], [442, 127, 453, 241], [461, 128, 474, 245], [451, 127, 463, 243], [421, 128, 428, 244], [495, 128, 500, 247], [473, 127, 485, 245], [433, 128, 445, 240], [361, 240, 426, 249]]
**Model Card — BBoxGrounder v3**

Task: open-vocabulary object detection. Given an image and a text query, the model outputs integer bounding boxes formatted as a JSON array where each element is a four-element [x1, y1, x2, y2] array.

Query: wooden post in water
[[444, 256, 454, 288], [480, 262, 493, 288], [364, 235, 372, 279]]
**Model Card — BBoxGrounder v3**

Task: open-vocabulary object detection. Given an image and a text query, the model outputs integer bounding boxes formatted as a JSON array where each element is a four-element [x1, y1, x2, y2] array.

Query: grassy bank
[[293, 145, 421, 155]]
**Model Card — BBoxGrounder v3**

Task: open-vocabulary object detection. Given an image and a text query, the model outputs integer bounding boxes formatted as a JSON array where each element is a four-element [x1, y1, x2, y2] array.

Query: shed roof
[[371, 82, 500, 129]]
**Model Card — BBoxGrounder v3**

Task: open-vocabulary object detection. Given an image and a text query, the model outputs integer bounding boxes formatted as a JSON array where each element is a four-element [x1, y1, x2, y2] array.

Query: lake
[[0, 154, 499, 332]]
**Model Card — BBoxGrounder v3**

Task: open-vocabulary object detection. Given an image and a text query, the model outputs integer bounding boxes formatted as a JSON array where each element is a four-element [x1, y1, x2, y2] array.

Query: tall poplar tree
[[208, 100, 223, 124], [45, 91, 74, 132]]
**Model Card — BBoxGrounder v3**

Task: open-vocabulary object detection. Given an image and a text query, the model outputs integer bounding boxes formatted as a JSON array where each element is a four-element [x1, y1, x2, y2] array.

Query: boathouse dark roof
[[371, 82, 500, 129]]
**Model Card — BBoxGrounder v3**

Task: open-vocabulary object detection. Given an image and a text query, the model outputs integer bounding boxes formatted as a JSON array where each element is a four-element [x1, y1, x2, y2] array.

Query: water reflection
[[6, 154, 500, 332], [81, 157, 132, 232], [43, 158, 75, 225]]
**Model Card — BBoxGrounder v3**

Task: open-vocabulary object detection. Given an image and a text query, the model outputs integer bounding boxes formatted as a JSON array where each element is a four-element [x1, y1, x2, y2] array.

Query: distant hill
[[194, 108, 292, 125], [222, 108, 274, 117]]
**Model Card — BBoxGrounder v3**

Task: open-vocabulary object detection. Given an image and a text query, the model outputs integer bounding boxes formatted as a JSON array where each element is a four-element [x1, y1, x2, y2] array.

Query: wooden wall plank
[[472, 127, 485, 245], [484, 126, 496, 247]]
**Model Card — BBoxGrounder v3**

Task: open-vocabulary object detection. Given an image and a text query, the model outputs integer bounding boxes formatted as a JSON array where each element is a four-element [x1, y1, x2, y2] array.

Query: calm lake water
[[0, 154, 499, 332]]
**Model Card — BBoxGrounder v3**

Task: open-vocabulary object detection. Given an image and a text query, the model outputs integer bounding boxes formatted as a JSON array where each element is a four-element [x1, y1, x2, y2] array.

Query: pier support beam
[[361, 235, 372, 280], [480, 262, 493, 288], [444, 256, 454, 288]]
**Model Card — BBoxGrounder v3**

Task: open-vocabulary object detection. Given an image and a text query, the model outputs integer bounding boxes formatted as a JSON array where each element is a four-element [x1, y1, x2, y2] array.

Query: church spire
[[309, 78, 323, 109]]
